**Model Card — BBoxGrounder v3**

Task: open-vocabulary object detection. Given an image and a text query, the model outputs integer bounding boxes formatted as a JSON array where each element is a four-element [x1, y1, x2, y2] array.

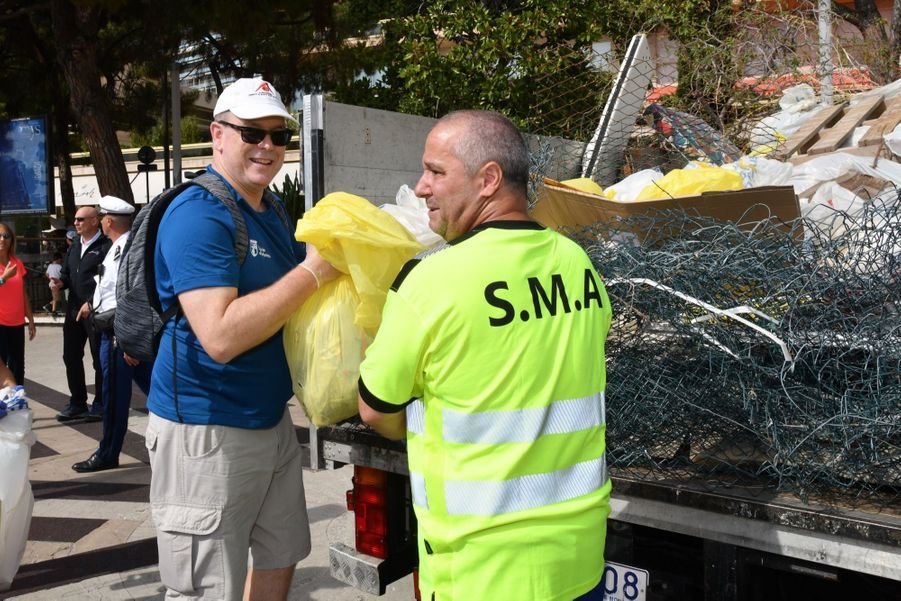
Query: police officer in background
[[358, 110, 613, 600], [53, 205, 110, 422], [72, 196, 151, 472]]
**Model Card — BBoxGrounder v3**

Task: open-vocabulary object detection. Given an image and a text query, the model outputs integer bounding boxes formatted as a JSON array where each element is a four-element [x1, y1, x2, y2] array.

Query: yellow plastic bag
[[285, 192, 425, 426], [295, 192, 424, 333], [283, 277, 370, 426], [634, 162, 743, 201]]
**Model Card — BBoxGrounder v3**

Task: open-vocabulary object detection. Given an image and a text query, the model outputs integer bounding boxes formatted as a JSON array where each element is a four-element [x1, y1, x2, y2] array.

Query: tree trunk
[[893, 0, 901, 78], [50, 0, 134, 204], [52, 108, 76, 222]]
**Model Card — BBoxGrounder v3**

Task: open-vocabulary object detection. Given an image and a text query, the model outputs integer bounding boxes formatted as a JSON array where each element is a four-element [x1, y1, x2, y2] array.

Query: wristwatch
[[0, 277, 6, 285]]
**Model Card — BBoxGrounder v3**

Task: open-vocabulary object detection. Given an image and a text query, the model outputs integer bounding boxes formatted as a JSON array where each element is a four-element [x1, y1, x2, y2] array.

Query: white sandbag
[[0, 407, 35, 591]]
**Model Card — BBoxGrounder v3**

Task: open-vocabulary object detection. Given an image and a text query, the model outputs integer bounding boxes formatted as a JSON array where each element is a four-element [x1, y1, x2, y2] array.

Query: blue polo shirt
[[147, 168, 304, 428]]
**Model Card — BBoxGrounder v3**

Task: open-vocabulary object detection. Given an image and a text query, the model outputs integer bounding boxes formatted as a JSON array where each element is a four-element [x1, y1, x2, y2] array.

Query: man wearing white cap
[[145, 78, 338, 601], [71, 195, 152, 473]]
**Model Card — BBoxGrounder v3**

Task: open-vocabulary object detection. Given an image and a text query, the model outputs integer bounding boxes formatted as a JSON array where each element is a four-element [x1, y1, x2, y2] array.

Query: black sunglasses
[[217, 120, 292, 146]]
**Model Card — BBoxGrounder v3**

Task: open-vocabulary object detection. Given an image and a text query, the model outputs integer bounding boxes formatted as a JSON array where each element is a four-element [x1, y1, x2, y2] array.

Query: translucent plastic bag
[[0, 400, 35, 591], [287, 192, 424, 426], [284, 277, 371, 426], [380, 185, 444, 248]]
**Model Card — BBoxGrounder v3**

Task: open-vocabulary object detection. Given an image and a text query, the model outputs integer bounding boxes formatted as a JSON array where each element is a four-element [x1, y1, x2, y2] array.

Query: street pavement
[[2, 319, 414, 600]]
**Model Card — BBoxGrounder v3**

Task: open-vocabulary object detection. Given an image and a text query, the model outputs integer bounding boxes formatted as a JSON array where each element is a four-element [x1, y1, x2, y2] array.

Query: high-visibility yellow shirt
[[360, 221, 612, 601]]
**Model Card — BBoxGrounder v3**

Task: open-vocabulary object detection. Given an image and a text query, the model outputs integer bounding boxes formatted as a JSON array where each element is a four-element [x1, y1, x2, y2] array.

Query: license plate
[[602, 561, 649, 601]]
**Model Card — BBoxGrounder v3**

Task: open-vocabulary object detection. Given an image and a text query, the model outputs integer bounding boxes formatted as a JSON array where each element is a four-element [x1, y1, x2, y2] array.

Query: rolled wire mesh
[[566, 189, 900, 507]]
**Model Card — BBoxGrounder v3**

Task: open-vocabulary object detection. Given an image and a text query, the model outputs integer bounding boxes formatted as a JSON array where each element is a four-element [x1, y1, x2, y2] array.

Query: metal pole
[[818, 0, 833, 106], [162, 68, 171, 189], [171, 62, 182, 186], [302, 94, 325, 212]]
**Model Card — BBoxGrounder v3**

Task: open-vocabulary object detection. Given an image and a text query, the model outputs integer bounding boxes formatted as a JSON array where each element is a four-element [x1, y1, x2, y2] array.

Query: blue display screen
[[0, 115, 53, 215]]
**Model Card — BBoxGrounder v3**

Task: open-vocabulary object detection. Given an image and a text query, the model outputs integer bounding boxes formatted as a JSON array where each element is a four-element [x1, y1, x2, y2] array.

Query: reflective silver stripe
[[410, 472, 428, 509], [445, 456, 607, 516], [406, 399, 425, 435], [443, 392, 605, 444]]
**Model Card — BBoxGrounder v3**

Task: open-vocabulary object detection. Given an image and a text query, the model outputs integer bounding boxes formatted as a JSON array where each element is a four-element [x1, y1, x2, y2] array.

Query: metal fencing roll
[[569, 188, 900, 507]]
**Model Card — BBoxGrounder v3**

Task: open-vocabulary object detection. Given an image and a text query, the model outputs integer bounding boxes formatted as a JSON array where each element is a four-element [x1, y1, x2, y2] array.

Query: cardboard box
[[530, 179, 800, 240]]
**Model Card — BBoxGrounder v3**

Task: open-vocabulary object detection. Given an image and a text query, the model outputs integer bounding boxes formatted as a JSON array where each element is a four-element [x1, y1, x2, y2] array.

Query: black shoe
[[84, 404, 104, 422], [57, 404, 89, 422], [72, 452, 119, 473]]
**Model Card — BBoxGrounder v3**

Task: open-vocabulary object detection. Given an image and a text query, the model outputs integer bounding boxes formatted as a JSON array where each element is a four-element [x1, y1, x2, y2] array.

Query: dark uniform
[[57, 233, 110, 420]]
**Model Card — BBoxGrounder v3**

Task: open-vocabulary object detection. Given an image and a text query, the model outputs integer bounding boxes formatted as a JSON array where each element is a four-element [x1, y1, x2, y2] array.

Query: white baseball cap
[[213, 78, 296, 123]]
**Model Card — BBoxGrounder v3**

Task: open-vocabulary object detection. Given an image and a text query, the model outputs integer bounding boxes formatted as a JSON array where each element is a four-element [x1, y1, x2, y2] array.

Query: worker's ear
[[479, 161, 503, 197]]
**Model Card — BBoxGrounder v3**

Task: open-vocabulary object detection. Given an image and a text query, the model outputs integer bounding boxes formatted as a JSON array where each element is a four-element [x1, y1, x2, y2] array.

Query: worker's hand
[[76, 302, 91, 322], [27, 320, 35, 341], [123, 353, 140, 367], [300, 244, 341, 288], [2, 263, 17, 280]]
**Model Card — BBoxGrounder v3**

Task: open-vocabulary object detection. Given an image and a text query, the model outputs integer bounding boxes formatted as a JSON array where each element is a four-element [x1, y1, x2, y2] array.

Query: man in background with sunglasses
[[53, 205, 110, 422], [145, 78, 338, 601]]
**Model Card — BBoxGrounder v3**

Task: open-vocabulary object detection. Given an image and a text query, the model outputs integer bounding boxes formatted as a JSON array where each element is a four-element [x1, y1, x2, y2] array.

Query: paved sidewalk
[[2, 322, 414, 600]]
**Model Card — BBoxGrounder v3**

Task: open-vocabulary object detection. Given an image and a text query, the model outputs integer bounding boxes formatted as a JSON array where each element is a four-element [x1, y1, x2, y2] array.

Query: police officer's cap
[[98, 195, 135, 216]]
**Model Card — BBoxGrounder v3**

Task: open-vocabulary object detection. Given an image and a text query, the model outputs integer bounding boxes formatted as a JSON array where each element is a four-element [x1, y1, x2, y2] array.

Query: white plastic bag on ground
[[0, 405, 35, 591], [604, 168, 663, 201], [791, 152, 901, 199], [749, 84, 820, 154], [380, 185, 443, 248], [802, 181, 868, 241], [721, 156, 794, 188]]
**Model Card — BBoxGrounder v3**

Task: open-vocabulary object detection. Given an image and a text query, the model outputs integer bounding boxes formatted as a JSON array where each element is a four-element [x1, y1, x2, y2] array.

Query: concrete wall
[[320, 101, 436, 207]]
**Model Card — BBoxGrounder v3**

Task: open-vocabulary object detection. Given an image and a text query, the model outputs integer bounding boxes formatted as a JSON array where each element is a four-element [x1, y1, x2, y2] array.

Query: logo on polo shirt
[[249, 239, 271, 259]]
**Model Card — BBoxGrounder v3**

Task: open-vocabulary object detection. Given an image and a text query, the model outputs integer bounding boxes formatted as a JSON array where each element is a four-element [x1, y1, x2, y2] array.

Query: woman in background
[[0, 223, 36, 384], [44, 251, 63, 318]]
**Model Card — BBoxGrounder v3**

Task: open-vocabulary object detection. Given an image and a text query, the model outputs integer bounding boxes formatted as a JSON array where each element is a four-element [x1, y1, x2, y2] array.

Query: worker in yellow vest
[[358, 110, 613, 600]]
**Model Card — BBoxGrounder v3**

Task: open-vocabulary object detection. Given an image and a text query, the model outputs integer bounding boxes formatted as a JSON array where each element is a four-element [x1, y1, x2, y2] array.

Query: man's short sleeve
[[158, 187, 239, 295]]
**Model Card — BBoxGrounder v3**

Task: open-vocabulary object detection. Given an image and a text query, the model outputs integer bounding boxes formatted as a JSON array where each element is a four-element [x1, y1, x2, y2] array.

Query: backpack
[[114, 170, 291, 362]]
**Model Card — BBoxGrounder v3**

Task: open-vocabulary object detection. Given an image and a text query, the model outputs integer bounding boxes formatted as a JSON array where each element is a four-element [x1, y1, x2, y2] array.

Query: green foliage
[[269, 172, 304, 222], [373, 0, 611, 138], [130, 115, 207, 147]]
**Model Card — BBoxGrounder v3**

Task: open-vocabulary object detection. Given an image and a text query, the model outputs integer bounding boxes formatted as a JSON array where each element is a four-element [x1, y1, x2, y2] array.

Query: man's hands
[[76, 302, 91, 322], [300, 244, 340, 288]]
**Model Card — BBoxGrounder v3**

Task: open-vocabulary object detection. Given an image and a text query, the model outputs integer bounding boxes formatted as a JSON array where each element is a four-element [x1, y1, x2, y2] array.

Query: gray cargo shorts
[[145, 408, 311, 600]]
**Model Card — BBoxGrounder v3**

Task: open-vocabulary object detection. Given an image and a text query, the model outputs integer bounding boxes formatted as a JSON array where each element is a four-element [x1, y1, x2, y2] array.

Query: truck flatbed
[[311, 421, 901, 582]]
